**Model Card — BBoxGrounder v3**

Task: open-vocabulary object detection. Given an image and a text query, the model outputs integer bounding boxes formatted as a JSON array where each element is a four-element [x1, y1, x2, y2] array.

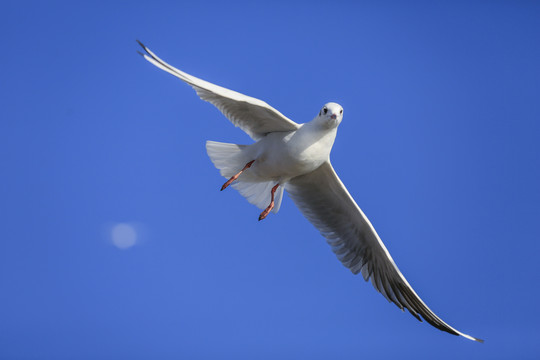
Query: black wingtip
[[136, 40, 152, 59], [136, 39, 150, 55], [136, 39, 146, 49]]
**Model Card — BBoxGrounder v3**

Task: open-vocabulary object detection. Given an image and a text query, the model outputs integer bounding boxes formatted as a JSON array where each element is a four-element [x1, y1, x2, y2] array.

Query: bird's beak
[[331, 114, 337, 120]]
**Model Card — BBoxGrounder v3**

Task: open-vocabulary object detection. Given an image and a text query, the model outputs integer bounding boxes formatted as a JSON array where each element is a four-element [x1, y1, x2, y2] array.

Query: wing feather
[[286, 162, 483, 342], [137, 41, 299, 140]]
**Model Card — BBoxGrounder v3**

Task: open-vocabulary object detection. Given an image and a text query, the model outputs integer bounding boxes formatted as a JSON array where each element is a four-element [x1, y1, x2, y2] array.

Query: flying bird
[[137, 40, 483, 342]]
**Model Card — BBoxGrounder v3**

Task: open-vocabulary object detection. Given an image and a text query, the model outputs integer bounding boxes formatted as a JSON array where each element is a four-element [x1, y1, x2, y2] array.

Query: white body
[[206, 103, 343, 213], [244, 121, 338, 182]]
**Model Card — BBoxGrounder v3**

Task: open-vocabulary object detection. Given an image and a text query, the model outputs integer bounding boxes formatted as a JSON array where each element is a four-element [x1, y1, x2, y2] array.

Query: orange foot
[[258, 183, 280, 221], [221, 160, 255, 191]]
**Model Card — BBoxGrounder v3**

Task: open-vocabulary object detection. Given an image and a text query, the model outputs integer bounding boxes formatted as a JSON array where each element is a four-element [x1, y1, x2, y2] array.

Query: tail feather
[[206, 140, 283, 213], [206, 141, 248, 178]]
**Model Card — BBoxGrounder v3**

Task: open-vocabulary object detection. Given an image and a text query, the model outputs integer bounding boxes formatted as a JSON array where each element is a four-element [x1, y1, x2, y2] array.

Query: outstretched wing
[[137, 41, 300, 140], [285, 162, 483, 342]]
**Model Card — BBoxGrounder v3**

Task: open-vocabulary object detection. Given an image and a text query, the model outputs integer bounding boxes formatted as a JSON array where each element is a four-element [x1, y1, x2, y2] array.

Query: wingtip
[[136, 39, 146, 49], [471, 336, 485, 343], [136, 40, 148, 57], [462, 333, 484, 343]]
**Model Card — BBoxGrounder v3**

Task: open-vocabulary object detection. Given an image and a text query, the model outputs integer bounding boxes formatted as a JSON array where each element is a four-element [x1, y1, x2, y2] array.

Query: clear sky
[[1, 1, 539, 359]]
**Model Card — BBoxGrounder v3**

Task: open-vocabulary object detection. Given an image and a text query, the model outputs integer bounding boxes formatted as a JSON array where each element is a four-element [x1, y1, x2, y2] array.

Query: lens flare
[[111, 223, 137, 249]]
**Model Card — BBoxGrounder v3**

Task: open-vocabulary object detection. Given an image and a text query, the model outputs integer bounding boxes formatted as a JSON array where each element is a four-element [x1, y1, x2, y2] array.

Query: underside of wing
[[137, 41, 300, 140], [285, 162, 483, 342]]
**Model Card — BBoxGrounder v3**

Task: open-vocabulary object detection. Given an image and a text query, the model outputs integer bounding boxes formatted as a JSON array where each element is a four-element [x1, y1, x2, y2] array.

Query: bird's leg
[[258, 183, 280, 221], [221, 160, 255, 191]]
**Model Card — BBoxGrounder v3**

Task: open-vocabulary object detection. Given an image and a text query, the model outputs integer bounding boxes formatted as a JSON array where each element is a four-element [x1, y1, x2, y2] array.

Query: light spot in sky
[[111, 223, 137, 249]]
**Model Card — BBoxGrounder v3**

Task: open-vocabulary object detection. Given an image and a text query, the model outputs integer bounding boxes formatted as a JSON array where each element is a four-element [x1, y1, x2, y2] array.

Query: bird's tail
[[206, 140, 284, 213]]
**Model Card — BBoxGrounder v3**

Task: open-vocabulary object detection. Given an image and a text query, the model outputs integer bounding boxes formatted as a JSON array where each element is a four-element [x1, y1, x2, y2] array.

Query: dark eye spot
[[323, 107, 328, 114], [340, 109, 343, 114]]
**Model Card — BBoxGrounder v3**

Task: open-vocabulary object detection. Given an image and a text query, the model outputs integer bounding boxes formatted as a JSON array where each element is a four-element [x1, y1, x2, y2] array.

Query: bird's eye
[[323, 107, 328, 114], [340, 109, 343, 114]]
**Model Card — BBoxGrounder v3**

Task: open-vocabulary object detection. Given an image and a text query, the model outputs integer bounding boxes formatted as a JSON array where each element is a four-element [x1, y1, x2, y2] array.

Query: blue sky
[[1, 1, 539, 358]]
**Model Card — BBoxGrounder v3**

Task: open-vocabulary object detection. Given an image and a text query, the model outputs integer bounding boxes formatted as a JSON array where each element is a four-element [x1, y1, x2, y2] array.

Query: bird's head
[[316, 102, 343, 128]]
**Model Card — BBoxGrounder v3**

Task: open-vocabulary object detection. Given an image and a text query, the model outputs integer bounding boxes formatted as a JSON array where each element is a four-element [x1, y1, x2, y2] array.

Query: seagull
[[137, 40, 483, 343]]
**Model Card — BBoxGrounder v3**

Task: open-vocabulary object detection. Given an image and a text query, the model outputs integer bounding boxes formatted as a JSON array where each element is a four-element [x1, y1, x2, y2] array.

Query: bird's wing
[[285, 161, 483, 342], [137, 41, 300, 140]]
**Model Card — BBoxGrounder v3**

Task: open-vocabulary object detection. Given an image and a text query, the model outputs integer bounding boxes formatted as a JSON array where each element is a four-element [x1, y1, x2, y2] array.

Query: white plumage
[[137, 40, 483, 343]]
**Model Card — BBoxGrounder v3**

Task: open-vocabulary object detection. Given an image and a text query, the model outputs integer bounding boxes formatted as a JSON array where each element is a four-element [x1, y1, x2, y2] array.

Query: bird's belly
[[256, 153, 324, 179], [249, 130, 333, 181]]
